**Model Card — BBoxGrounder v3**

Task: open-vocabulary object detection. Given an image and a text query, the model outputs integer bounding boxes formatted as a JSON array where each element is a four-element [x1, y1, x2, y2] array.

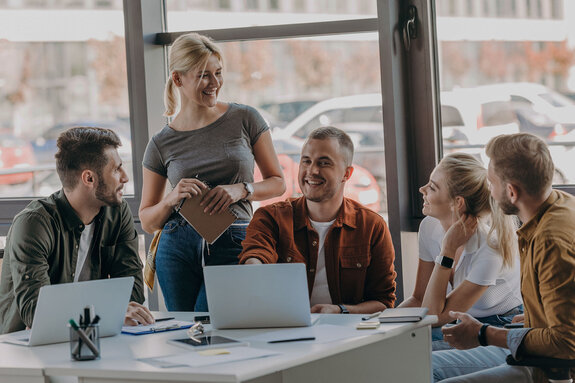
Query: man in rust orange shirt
[[239, 126, 396, 314]]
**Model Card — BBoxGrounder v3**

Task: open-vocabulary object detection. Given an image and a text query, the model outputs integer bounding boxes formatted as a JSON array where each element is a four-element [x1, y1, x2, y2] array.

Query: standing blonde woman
[[139, 33, 285, 311], [399, 153, 522, 348]]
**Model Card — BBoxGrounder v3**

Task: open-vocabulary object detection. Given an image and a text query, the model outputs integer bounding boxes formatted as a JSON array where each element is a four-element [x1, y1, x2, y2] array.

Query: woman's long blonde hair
[[439, 153, 518, 268], [163, 33, 224, 117]]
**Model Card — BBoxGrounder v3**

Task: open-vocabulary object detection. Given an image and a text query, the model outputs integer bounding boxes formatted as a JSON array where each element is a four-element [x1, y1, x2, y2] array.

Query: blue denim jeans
[[155, 215, 248, 312], [432, 305, 524, 351], [433, 346, 533, 382]]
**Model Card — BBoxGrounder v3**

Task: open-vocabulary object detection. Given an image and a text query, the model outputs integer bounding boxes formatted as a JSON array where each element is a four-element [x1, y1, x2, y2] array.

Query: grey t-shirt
[[143, 103, 269, 220]]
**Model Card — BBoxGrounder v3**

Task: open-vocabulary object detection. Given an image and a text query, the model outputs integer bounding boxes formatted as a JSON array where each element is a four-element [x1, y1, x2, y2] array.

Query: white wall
[[400, 231, 419, 302]]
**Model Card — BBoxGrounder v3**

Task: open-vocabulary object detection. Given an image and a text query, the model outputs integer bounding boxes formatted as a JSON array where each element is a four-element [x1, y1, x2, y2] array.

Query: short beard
[[95, 172, 121, 207], [498, 195, 519, 216]]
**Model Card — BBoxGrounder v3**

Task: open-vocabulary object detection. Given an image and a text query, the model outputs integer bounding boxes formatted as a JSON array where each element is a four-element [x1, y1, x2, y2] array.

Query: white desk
[[0, 313, 435, 383]]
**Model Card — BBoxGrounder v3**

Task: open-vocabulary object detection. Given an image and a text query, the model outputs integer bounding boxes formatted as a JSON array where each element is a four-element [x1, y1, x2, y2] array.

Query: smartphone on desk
[[168, 335, 248, 351]]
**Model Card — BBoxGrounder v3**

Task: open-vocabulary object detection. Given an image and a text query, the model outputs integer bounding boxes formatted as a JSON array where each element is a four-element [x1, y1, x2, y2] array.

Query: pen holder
[[69, 323, 100, 361]]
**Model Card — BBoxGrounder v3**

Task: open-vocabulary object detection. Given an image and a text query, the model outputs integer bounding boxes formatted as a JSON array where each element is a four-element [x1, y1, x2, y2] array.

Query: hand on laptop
[[124, 302, 154, 326]]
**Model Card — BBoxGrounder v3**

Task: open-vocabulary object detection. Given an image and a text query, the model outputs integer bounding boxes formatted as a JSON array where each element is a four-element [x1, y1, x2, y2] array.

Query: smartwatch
[[338, 304, 349, 314], [242, 182, 254, 199], [435, 255, 454, 269]]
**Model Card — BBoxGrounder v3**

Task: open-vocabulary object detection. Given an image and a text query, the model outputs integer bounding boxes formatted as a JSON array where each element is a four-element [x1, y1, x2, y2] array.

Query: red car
[[0, 134, 36, 185]]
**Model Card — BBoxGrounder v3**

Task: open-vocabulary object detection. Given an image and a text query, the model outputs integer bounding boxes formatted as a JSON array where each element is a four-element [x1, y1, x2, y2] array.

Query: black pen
[[268, 337, 316, 344], [154, 317, 175, 322]]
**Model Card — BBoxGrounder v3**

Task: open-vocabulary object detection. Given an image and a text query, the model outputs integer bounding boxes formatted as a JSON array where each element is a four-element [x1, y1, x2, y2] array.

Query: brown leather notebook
[[177, 189, 237, 244]]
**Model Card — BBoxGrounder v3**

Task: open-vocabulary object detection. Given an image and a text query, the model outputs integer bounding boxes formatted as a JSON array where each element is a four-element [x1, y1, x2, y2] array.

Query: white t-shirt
[[74, 222, 95, 282], [418, 216, 522, 317], [309, 218, 336, 306]]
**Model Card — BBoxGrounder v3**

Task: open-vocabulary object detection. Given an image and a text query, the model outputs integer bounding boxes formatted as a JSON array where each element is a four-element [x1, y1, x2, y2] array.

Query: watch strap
[[478, 323, 490, 346], [338, 304, 349, 314], [242, 182, 253, 199]]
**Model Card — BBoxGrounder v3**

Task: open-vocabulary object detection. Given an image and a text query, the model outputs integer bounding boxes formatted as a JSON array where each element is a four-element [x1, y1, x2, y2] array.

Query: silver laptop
[[204, 263, 312, 329], [1, 276, 134, 346]]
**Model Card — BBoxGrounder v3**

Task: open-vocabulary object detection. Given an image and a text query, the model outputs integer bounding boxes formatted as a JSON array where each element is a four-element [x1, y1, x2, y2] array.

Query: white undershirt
[[309, 218, 336, 306], [74, 222, 95, 282]]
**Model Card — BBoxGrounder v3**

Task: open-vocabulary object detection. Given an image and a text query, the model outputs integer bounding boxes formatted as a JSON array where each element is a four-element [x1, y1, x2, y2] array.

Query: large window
[[0, 1, 133, 203], [437, 0, 575, 186]]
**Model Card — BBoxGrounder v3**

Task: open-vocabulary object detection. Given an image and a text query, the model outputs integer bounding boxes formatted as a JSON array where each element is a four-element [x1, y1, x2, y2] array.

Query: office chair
[[506, 354, 575, 383]]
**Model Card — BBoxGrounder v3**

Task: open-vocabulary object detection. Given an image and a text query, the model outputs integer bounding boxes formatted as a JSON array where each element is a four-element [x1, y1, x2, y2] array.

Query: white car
[[441, 82, 575, 145]]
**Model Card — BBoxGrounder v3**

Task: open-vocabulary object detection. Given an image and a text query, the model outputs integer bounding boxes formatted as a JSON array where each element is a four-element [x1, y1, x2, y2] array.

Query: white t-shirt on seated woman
[[418, 216, 522, 318]]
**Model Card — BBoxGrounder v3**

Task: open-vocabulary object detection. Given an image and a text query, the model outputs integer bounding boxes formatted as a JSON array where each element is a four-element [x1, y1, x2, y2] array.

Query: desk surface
[[0, 313, 436, 383]]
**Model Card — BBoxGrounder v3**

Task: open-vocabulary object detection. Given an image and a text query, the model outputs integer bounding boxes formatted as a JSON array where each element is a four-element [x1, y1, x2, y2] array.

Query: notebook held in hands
[[177, 188, 237, 245]]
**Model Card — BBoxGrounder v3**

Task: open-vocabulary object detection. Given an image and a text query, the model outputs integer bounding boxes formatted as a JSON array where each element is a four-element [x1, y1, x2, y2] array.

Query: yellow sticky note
[[197, 349, 231, 356], [356, 321, 380, 330]]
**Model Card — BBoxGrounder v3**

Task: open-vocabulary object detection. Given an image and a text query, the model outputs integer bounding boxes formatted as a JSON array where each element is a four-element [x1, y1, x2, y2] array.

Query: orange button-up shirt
[[238, 197, 396, 308], [517, 190, 575, 381]]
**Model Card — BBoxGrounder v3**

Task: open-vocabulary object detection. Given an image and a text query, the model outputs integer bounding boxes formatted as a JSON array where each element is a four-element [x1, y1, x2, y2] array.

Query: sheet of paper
[[122, 320, 194, 334], [241, 324, 363, 344], [139, 347, 279, 368]]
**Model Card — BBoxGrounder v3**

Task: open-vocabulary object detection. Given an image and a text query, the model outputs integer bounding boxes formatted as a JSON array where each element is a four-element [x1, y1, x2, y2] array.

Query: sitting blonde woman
[[399, 153, 523, 350]]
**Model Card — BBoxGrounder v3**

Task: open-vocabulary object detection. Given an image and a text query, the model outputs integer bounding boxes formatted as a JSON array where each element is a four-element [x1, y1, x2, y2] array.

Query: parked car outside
[[440, 89, 521, 146], [0, 134, 36, 185], [259, 99, 319, 125], [442, 83, 575, 144]]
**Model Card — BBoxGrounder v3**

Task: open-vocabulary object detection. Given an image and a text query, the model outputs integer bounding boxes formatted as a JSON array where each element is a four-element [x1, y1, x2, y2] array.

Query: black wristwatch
[[435, 255, 454, 269], [242, 182, 254, 199], [478, 323, 490, 346], [338, 304, 349, 314]]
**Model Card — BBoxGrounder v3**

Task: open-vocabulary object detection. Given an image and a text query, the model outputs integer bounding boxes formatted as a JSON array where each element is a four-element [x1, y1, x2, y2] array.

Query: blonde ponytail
[[163, 76, 178, 117], [488, 198, 519, 268]]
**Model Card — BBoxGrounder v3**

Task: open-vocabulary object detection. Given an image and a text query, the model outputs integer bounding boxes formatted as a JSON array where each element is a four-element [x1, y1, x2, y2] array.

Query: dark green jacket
[[0, 190, 144, 334]]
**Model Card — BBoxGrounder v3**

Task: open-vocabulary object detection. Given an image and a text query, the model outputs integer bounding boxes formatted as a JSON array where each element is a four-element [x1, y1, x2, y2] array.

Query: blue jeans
[[433, 346, 533, 382], [432, 305, 524, 351], [155, 215, 248, 312]]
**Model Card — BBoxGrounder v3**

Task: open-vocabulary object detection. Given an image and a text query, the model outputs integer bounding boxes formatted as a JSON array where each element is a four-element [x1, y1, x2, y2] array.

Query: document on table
[[139, 347, 279, 368], [242, 324, 363, 344], [122, 320, 194, 335]]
